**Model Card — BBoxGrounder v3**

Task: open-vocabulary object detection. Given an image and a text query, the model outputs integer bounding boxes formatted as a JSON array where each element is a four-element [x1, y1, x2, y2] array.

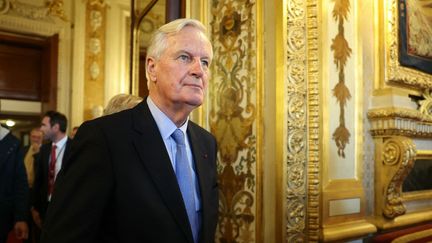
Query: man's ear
[[146, 57, 157, 82]]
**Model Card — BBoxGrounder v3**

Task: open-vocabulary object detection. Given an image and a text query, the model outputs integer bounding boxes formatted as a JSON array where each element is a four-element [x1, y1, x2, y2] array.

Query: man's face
[[40, 116, 55, 141], [148, 26, 213, 110], [30, 129, 43, 146]]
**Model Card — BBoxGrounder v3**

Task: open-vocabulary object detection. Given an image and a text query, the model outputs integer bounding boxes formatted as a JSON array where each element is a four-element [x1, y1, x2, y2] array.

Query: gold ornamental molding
[[381, 0, 431, 89], [0, 0, 67, 21], [83, 0, 106, 120], [86, 0, 107, 7], [368, 108, 432, 137], [280, 0, 320, 241], [305, 0, 320, 241], [375, 137, 416, 219], [419, 89, 432, 118]]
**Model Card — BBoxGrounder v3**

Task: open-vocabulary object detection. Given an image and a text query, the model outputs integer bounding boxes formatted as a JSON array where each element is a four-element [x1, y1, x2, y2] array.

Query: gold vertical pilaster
[[83, 0, 107, 120]]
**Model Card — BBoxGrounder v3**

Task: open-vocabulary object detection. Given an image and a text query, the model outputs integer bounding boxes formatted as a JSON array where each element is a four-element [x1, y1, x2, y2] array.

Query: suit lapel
[[131, 101, 194, 243]]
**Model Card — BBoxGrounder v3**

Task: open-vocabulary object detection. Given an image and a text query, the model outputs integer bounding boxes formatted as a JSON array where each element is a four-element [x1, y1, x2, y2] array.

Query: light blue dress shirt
[[147, 97, 201, 212]]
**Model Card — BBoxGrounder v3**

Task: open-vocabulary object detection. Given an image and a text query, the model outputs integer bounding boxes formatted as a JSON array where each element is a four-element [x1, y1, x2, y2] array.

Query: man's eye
[[201, 60, 209, 67], [179, 55, 190, 61]]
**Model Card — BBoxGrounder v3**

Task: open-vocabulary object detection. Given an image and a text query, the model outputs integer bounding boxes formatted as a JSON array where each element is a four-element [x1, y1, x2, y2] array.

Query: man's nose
[[190, 58, 204, 78]]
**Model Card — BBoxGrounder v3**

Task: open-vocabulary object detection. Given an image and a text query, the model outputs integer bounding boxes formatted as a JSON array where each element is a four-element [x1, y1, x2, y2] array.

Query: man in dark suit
[[0, 125, 29, 243], [22, 127, 43, 243], [31, 111, 71, 234], [41, 18, 218, 243]]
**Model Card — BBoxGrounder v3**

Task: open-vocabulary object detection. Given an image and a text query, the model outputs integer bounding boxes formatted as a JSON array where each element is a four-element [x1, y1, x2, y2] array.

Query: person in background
[[42, 18, 218, 243], [0, 124, 29, 243], [23, 128, 43, 190], [103, 93, 143, 116], [31, 111, 72, 236], [22, 128, 43, 243]]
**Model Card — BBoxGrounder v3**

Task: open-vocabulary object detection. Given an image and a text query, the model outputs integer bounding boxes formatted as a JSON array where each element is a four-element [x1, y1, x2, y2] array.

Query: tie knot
[[52, 144, 57, 150], [171, 129, 185, 146]]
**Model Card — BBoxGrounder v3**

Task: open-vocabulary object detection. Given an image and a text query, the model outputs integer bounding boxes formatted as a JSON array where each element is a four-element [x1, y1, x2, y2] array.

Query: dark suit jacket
[[41, 101, 219, 243], [32, 138, 72, 220], [0, 132, 28, 238]]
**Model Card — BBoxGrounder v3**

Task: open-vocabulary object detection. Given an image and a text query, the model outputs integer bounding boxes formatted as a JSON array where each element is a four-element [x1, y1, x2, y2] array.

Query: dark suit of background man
[[42, 18, 219, 243], [22, 127, 43, 243], [0, 125, 29, 243], [32, 111, 71, 235]]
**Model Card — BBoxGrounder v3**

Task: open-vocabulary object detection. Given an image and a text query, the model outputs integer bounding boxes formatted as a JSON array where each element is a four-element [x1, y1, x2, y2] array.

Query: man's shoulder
[[4, 132, 20, 145], [188, 121, 215, 140]]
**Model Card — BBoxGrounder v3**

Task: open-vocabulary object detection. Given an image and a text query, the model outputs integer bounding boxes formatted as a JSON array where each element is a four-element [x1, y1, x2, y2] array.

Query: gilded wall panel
[[208, 0, 259, 242], [84, 0, 107, 120]]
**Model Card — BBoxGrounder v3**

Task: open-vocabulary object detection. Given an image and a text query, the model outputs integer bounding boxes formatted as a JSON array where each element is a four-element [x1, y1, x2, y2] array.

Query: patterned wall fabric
[[208, 0, 259, 242]]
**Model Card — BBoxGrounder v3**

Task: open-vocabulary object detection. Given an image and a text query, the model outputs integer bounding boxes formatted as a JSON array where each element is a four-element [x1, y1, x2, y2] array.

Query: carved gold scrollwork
[[46, 0, 67, 21], [0, 0, 67, 21], [381, 137, 416, 219], [286, 0, 312, 241], [0, 0, 10, 14], [419, 89, 432, 119]]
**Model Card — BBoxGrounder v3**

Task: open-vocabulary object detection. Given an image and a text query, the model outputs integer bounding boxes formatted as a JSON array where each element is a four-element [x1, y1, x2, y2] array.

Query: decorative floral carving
[[46, 0, 67, 21], [90, 61, 100, 80], [89, 38, 101, 54], [287, 199, 305, 226], [286, 0, 313, 241], [383, 143, 399, 166], [0, 0, 67, 21], [331, 0, 352, 158], [288, 164, 305, 189], [84, 0, 106, 120], [90, 10, 102, 31], [0, 0, 10, 14], [419, 89, 432, 119]]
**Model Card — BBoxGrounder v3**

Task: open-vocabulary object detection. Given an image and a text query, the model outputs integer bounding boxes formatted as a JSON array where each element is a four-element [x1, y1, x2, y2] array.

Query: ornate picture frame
[[398, 0, 432, 76], [382, 0, 432, 90]]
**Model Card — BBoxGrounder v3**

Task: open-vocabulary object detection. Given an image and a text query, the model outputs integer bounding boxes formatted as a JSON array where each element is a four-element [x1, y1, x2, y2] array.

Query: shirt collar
[[53, 135, 68, 148], [147, 96, 189, 140]]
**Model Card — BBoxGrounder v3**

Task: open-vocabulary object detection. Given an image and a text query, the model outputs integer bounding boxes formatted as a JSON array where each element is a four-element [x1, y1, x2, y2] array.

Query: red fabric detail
[[48, 145, 57, 197], [372, 222, 432, 243]]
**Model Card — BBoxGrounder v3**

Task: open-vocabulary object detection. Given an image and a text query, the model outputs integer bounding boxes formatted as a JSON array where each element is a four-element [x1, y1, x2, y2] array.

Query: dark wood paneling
[[165, 0, 186, 22], [0, 38, 43, 100], [41, 34, 58, 113], [0, 32, 58, 112]]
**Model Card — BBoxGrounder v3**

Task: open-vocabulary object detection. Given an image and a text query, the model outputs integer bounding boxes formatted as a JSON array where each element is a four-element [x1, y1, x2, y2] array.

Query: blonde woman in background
[[103, 94, 143, 116]]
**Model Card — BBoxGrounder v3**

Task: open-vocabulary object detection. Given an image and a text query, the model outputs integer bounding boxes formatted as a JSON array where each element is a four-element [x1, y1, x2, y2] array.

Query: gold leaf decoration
[[46, 0, 68, 21], [332, 0, 350, 21], [331, 0, 351, 158], [210, 0, 257, 242]]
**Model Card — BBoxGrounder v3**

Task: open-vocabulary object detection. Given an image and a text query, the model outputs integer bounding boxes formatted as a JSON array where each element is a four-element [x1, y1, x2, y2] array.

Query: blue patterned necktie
[[171, 129, 198, 243]]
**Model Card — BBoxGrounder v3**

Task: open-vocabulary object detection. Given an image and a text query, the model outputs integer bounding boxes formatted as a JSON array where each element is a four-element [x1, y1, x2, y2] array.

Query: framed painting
[[398, 0, 432, 75], [381, 0, 432, 89]]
